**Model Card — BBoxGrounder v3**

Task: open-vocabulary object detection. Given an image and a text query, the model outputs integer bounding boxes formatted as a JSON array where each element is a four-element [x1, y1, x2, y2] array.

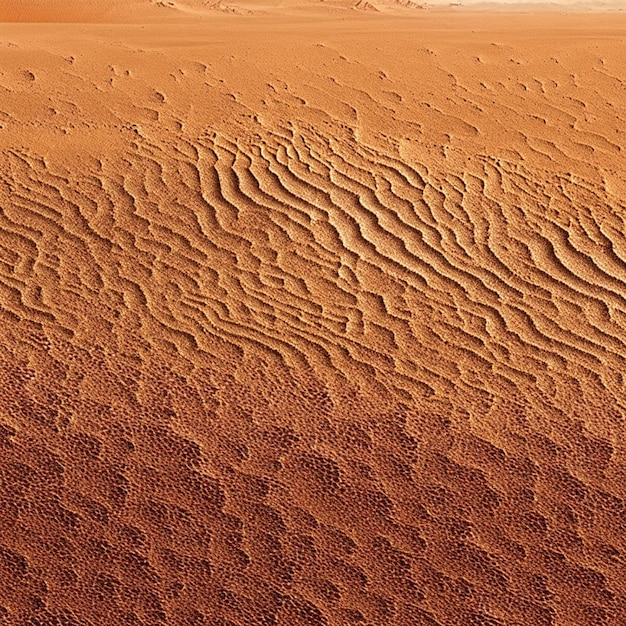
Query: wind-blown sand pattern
[[1, 4, 626, 625]]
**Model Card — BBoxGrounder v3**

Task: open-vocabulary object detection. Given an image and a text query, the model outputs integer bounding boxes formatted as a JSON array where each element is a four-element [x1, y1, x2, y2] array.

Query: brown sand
[[1, 2, 626, 625]]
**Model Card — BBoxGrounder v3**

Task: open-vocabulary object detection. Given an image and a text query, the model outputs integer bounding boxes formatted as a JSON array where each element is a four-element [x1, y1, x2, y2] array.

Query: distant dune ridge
[[1, 0, 623, 20], [1, 2, 626, 625]]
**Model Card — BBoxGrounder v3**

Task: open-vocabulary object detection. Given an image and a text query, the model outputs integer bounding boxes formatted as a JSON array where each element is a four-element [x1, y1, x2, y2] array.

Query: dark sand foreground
[[1, 2, 626, 624]]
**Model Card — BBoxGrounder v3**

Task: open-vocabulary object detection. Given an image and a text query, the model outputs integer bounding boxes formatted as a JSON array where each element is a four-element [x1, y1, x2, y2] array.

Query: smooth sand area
[[1, 2, 626, 624]]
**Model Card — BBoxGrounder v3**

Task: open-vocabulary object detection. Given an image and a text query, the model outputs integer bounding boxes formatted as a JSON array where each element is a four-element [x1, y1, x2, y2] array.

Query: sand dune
[[1, 4, 626, 625]]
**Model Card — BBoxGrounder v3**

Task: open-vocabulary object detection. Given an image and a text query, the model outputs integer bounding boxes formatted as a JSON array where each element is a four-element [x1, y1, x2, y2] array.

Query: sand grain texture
[[1, 4, 626, 625]]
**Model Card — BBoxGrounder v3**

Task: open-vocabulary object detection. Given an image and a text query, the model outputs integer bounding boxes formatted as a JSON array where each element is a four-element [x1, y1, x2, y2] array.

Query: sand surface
[[1, 2, 626, 625]]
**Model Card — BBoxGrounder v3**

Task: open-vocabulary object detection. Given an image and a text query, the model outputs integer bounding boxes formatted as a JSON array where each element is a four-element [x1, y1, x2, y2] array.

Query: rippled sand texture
[[1, 7, 626, 625]]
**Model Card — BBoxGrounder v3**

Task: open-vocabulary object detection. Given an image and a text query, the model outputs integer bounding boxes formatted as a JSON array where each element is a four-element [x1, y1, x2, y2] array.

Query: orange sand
[[1, 2, 626, 625]]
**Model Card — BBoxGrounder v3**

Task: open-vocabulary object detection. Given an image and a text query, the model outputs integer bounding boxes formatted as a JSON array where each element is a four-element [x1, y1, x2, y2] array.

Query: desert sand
[[1, 1, 626, 624]]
